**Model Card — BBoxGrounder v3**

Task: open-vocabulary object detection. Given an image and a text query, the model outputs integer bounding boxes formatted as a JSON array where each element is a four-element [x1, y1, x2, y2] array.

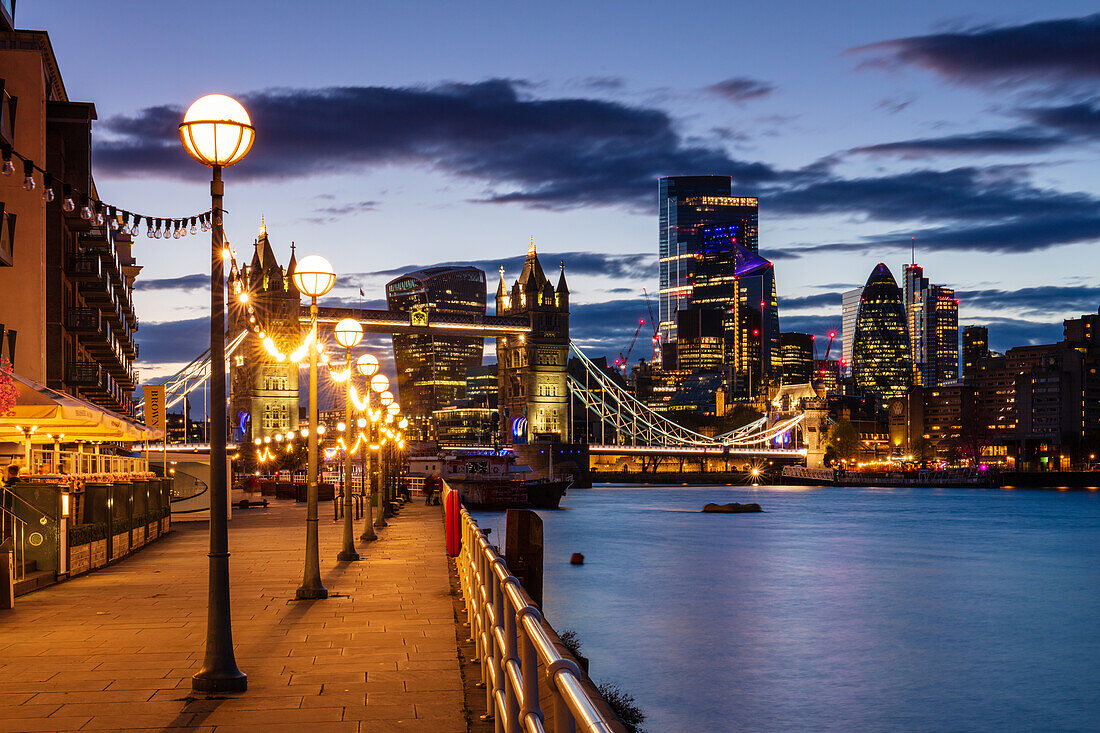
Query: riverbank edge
[[588, 471, 1100, 490]]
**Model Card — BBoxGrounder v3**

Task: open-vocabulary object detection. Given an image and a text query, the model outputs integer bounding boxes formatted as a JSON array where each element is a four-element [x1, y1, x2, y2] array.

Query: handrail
[[455, 498, 617, 733], [0, 503, 27, 581]]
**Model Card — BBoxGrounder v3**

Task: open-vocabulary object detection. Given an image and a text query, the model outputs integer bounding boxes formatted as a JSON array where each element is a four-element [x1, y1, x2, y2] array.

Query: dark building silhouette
[[386, 266, 486, 440], [962, 325, 989, 379], [853, 263, 912, 410], [781, 332, 815, 384]]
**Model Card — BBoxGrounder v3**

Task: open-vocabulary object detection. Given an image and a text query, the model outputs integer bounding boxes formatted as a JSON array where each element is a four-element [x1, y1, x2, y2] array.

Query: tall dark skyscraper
[[780, 332, 815, 384], [657, 176, 758, 347], [386, 266, 486, 440], [853, 263, 913, 410], [962, 325, 990, 379]]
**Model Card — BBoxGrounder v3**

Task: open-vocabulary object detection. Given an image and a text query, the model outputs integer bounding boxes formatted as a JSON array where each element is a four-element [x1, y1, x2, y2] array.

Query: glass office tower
[[903, 264, 959, 387], [658, 176, 758, 347], [853, 263, 913, 410], [386, 266, 486, 440]]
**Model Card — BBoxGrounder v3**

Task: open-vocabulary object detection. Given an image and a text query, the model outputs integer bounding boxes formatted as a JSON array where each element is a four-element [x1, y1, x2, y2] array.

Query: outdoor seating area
[[0, 369, 169, 601]]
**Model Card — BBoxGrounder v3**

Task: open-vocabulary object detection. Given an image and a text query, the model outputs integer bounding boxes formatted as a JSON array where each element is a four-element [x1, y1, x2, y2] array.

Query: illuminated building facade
[[465, 363, 498, 407], [852, 263, 912, 410], [657, 176, 758, 346], [962, 325, 989, 380], [496, 241, 569, 444], [728, 241, 779, 391], [780, 332, 814, 384], [814, 358, 841, 393], [903, 264, 959, 387], [675, 308, 724, 370], [386, 266, 486, 440], [228, 221, 301, 443]]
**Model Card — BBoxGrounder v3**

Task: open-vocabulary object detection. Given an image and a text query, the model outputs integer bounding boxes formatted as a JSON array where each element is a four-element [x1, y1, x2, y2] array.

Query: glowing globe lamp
[[370, 374, 389, 393], [356, 353, 379, 377], [293, 255, 335, 298], [179, 94, 255, 168], [379, 390, 394, 406], [333, 318, 363, 348]]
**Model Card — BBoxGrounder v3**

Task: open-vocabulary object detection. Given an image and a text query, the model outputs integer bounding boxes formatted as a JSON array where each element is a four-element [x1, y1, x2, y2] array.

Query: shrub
[[559, 629, 583, 658], [69, 522, 107, 546], [597, 683, 646, 733]]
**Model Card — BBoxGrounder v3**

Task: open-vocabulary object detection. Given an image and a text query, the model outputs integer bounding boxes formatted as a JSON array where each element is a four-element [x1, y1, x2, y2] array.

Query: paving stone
[[0, 501, 464, 731]]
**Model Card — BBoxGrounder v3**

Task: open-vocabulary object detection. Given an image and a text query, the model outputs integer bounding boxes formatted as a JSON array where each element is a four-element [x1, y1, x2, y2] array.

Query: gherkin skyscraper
[[852, 263, 912, 410]]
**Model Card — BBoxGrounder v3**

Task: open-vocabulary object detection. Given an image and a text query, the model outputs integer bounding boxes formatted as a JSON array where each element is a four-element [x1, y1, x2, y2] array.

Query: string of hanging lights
[[0, 142, 215, 239]]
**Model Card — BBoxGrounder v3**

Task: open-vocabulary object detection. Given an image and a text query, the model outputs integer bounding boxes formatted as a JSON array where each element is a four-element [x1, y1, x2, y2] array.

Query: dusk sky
[[17, 1, 1100, 380]]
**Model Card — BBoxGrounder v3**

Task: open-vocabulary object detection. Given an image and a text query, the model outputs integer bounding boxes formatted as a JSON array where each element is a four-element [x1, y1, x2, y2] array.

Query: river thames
[[476, 484, 1100, 732]]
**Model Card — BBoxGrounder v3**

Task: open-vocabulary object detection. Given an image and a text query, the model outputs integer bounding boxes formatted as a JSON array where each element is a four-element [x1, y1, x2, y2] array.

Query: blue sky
[[16, 1, 1100, 379]]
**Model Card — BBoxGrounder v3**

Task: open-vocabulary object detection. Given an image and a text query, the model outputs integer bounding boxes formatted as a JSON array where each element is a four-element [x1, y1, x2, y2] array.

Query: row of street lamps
[[178, 93, 406, 694]]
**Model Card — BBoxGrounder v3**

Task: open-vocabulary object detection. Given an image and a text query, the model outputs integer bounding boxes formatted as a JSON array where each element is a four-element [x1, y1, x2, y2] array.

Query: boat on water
[[411, 451, 570, 510]]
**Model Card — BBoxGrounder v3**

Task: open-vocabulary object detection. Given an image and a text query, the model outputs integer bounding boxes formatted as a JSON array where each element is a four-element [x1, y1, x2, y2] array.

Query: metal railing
[[0, 501, 27, 582], [456, 503, 616, 733]]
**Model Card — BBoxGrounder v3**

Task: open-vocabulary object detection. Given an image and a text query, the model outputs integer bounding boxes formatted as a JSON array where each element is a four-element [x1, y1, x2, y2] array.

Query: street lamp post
[[355, 354, 380, 541], [376, 387, 394, 527], [292, 255, 336, 600], [333, 318, 363, 562], [179, 94, 255, 694]]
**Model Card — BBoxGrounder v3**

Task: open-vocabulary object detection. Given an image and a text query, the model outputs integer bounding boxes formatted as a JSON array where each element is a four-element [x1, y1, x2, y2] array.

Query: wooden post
[[505, 509, 543, 608]]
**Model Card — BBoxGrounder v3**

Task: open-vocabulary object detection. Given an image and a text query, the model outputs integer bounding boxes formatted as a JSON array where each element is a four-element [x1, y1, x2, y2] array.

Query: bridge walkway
[[0, 498, 465, 732]]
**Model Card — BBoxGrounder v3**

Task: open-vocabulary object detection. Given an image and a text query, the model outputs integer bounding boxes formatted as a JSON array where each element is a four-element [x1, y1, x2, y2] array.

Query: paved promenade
[[0, 498, 465, 732]]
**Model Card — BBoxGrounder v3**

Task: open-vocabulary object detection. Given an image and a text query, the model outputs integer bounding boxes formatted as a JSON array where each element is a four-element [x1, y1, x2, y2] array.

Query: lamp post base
[[295, 585, 329, 600], [359, 532, 377, 542], [337, 549, 360, 562], [192, 669, 247, 693]]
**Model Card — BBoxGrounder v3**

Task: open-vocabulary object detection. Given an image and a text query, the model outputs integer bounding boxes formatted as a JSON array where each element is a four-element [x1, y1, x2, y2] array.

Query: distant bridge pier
[[802, 402, 830, 469]]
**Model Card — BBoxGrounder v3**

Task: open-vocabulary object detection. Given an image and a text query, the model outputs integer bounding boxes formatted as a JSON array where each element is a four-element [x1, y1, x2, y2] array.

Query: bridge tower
[[495, 239, 570, 446], [802, 400, 830, 469], [228, 219, 301, 443]]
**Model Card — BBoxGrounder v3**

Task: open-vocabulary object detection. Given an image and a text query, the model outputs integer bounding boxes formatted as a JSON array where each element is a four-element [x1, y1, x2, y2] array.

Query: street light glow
[[178, 94, 255, 167], [293, 255, 336, 298], [333, 318, 363, 348]]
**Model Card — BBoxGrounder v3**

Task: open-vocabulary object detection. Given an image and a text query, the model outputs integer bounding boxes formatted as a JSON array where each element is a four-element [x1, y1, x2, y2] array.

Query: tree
[[827, 419, 861, 462]]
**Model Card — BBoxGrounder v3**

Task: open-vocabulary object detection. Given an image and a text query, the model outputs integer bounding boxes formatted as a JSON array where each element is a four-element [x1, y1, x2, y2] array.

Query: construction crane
[[642, 288, 660, 363], [616, 318, 646, 373], [817, 330, 837, 382]]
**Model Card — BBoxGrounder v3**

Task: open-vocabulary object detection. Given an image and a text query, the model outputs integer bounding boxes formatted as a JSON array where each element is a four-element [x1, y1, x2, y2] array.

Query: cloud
[[876, 97, 915, 114], [957, 285, 1100, 316], [781, 293, 842, 311], [978, 317, 1065, 353], [136, 316, 209, 365], [770, 166, 1100, 254], [1020, 101, 1100, 137], [134, 273, 207, 291], [850, 13, 1100, 88], [303, 200, 378, 224], [95, 80, 778, 211], [849, 127, 1067, 157], [704, 77, 776, 103]]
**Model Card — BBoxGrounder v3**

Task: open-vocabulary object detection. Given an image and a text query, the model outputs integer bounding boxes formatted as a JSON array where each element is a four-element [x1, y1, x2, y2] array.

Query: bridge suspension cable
[[567, 342, 806, 449], [134, 330, 249, 419]]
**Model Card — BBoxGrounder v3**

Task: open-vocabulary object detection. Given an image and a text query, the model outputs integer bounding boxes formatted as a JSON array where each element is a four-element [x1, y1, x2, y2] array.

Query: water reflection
[[478, 484, 1100, 732]]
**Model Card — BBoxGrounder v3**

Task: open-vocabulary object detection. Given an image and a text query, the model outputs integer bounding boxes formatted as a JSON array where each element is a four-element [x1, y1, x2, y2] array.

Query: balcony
[[77, 226, 110, 250], [65, 252, 101, 280], [78, 274, 112, 304], [65, 307, 102, 333], [65, 361, 102, 389]]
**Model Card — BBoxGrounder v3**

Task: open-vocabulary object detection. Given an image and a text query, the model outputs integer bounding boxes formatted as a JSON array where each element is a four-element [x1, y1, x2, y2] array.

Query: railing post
[[516, 606, 545, 731], [546, 658, 582, 733], [501, 579, 520, 731], [479, 545, 494, 720], [491, 559, 507, 732]]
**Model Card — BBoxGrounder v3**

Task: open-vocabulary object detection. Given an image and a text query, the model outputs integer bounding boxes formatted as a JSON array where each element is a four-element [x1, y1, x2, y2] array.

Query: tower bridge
[[137, 227, 828, 469]]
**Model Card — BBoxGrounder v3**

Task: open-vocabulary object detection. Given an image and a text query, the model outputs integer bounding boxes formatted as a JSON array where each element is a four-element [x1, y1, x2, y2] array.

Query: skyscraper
[[657, 176, 758, 346], [780, 332, 815, 384], [903, 264, 959, 387], [853, 263, 912, 410], [387, 266, 486, 440], [841, 287, 864, 376], [962, 325, 989, 380]]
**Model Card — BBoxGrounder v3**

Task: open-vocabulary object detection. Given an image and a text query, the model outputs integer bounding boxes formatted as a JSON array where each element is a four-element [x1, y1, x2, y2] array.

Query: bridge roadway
[[0, 498, 469, 732], [308, 306, 530, 337], [587, 443, 807, 458]]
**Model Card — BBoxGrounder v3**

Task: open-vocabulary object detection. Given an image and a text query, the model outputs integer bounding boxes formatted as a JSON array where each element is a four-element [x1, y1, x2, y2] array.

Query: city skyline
[[12, 2, 1100, 378]]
